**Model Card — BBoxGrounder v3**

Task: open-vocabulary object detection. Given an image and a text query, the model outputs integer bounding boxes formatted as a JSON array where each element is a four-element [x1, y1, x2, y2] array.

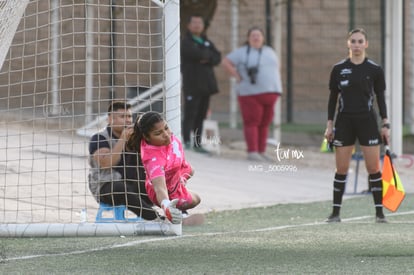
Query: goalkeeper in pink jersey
[[127, 111, 201, 224]]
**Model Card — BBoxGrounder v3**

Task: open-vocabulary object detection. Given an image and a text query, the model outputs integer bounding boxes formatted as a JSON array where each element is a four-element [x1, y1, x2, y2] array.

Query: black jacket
[[181, 32, 221, 96]]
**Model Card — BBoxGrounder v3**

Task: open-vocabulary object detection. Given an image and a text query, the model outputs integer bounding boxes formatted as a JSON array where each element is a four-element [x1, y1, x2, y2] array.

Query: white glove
[[161, 199, 182, 224]]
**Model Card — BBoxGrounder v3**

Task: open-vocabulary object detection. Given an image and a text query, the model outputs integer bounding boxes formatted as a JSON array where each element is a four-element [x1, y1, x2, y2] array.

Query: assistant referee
[[324, 28, 390, 223]]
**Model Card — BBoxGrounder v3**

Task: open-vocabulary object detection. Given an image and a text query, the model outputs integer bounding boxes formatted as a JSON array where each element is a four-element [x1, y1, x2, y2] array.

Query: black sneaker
[[375, 215, 388, 223], [325, 214, 341, 223]]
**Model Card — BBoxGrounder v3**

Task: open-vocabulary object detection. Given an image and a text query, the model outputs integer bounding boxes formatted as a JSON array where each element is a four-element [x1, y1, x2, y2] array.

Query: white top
[[226, 45, 283, 96]]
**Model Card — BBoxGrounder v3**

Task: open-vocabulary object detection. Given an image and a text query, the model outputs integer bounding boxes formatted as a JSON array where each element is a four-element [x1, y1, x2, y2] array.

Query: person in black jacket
[[181, 14, 221, 153]]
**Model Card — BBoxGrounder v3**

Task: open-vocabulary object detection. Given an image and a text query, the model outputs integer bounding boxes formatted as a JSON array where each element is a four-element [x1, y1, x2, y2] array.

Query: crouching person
[[127, 111, 204, 225], [88, 101, 158, 220]]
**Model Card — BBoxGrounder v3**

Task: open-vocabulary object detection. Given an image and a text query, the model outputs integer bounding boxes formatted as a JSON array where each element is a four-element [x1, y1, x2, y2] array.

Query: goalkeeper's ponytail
[[126, 111, 164, 153]]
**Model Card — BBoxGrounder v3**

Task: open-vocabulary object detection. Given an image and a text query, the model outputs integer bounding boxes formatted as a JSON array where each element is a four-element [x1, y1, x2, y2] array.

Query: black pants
[[99, 180, 158, 220], [182, 94, 210, 147]]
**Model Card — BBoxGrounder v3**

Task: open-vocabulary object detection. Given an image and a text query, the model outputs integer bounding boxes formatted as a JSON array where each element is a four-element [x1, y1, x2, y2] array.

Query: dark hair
[[127, 111, 164, 152], [244, 26, 265, 46], [187, 14, 205, 24], [347, 28, 368, 40], [108, 101, 131, 113]]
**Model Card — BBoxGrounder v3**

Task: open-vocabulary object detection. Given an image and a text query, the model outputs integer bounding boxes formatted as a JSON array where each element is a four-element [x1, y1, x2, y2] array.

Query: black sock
[[370, 172, 384, 217], [332, 173, 347, 216]]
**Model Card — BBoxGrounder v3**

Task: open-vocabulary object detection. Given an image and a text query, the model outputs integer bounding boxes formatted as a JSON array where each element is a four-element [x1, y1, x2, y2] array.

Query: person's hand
[[120, 126, 134, 141], [180, 176, 188, 186], [324, 121, 334, 142], [180, 171, 193, 186], [161, 199, 182, 224], [381, 127, 390, 146]]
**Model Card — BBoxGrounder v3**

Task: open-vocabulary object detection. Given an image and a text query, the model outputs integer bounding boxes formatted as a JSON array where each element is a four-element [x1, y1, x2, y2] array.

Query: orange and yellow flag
[[382, 151, 405, 212]]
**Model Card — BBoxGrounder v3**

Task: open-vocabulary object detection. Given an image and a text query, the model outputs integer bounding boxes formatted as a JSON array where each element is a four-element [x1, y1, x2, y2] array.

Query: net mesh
[[0, 0, 177, 225], [0, 0, 30, 71]]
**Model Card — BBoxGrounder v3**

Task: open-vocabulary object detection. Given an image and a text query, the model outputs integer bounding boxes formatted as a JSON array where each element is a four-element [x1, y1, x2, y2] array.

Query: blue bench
[[95, 203, 141, 222]]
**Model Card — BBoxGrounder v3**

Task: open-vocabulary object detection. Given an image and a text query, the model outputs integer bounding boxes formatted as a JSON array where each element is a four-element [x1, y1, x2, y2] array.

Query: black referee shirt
[[328, 58, 387, 120]]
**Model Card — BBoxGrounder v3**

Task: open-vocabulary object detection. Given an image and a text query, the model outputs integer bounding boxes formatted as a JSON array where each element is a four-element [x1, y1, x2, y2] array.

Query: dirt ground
[[218, 127, 414, 170]]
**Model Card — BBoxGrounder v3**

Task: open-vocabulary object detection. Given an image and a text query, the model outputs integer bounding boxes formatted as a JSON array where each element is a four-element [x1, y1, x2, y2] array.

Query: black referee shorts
[[333, 112, 382, 147]]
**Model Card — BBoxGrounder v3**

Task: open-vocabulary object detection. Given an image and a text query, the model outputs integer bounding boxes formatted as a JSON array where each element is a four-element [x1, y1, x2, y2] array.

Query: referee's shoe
[[325, 214, 341, 223], [375, 214, 388, 223]]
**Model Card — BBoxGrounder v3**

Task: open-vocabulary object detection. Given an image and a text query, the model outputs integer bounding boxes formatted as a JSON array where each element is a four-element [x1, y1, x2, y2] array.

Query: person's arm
[[222, 57, 241, 82], [325, 67, 339, 142], [374, 67, 390, 144], [151, 176, 169, 205], [181, 159, 194, 184], [93, 127, 133, 169], [151, 176, 182, 224], [205, 40, 221, 66], [325, 90, 338, 142], [181, 35, 209, 63]]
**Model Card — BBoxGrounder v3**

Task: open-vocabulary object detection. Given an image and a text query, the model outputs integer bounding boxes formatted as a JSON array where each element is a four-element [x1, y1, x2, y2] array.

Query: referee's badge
[[340, 80, 349, 87], [340, 68, 352, 75]]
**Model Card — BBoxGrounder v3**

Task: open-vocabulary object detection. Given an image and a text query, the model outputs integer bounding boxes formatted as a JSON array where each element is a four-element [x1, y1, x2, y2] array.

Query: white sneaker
[[260, 153, 274, 162], [247, 152, 263, 161]]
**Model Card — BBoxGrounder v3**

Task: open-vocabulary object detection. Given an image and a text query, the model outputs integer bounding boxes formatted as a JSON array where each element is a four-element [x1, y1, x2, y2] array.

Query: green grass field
[[1, 194, 414, 274]]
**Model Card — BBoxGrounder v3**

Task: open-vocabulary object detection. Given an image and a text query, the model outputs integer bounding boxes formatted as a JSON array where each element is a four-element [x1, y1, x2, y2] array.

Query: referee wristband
[[382, 123, 390, 129]]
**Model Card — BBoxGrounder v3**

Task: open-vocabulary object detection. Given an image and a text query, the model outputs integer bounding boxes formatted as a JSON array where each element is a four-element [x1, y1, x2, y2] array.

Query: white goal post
[[0, 0, 182, 237]]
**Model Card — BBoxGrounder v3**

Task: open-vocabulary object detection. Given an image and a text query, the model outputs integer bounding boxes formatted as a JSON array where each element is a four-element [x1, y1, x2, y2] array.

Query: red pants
[[238, 93, 279, 153]]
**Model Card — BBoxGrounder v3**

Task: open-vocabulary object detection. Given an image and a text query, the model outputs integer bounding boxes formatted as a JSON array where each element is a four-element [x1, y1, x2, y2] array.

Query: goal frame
[[0, 0, 182, 237]]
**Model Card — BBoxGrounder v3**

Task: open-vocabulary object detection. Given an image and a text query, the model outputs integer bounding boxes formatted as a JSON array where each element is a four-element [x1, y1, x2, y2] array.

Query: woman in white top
[[222, 27, 283, 161]]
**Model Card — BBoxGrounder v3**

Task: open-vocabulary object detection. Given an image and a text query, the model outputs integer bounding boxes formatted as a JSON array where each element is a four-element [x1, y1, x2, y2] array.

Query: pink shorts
[[147, 182, 193, 210]]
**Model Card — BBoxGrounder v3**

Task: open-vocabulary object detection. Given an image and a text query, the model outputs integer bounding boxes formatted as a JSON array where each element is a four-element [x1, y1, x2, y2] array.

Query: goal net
[[0, 0, 181, 237]]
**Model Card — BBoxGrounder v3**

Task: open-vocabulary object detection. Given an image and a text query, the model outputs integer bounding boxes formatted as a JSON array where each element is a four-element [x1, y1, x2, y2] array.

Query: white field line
[[4, 210, 414, 262]]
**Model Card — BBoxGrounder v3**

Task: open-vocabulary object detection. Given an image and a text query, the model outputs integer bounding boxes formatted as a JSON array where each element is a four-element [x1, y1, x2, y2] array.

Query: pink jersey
[[141, 134, 193, 206]]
